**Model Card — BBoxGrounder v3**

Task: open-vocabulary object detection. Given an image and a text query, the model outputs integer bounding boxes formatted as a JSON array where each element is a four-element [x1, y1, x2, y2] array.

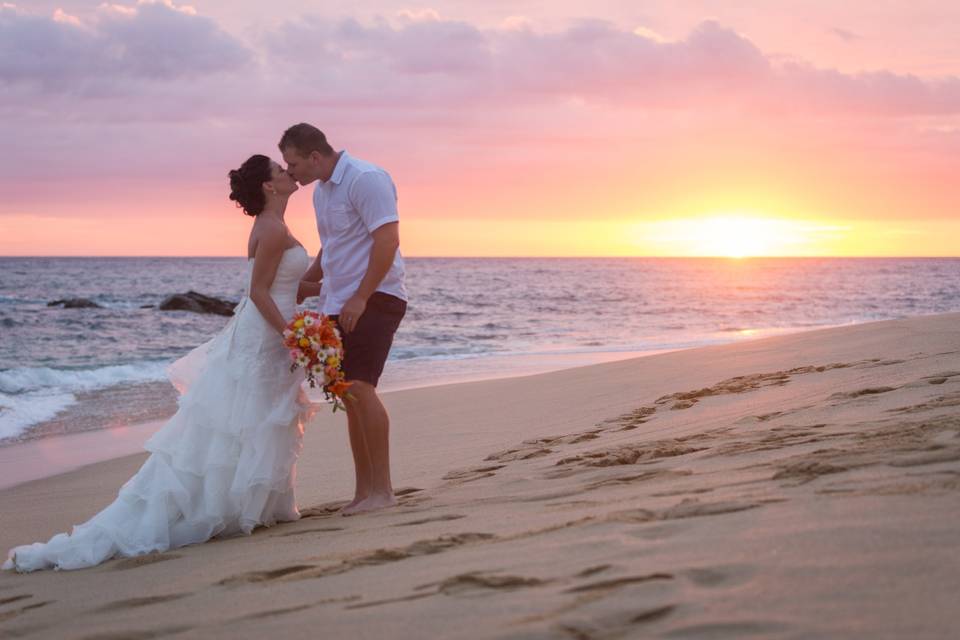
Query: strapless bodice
[[242, 245, 310, 319]]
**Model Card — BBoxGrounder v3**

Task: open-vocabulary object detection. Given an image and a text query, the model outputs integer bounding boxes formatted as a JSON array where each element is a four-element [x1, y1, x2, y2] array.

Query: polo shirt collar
[[328, 150, 349, 185]]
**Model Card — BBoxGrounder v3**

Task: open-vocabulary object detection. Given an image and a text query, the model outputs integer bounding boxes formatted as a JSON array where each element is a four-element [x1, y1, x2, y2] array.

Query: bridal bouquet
[[284, 310, 352, 412]]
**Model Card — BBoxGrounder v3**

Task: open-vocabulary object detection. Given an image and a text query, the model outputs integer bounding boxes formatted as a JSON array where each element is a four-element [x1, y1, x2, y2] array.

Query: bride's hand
[[297, 280, 321, 304]]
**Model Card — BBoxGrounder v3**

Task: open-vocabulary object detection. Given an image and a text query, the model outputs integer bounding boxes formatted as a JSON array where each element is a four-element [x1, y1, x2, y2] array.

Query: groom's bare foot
[[339, 495, 368, 515], [340, 493, 397, 516]]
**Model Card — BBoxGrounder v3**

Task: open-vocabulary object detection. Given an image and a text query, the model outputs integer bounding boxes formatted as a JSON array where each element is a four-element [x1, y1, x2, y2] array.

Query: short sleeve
[[349, 171, 399, 233]]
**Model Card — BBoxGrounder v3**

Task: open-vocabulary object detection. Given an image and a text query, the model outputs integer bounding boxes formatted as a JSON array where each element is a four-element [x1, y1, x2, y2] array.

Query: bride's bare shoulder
[[248, 218, 287, 258]]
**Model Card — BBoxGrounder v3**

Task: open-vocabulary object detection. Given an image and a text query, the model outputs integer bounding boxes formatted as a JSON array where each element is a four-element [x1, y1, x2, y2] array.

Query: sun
[[687, 215, 797, 258], [633, 213, 831, 257]]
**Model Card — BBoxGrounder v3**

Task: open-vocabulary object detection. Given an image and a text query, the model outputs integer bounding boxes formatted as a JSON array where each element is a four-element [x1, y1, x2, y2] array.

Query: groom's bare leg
[[341, 380, 395, 515], [343, 403, 373, 510]]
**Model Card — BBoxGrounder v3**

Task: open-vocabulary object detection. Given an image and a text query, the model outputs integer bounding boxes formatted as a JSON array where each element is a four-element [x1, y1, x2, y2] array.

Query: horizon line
[[2, 255, 959, 260]]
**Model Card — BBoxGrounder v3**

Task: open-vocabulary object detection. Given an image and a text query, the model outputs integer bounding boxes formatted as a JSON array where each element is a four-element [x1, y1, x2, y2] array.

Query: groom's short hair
[[279, 123, 335, 157]]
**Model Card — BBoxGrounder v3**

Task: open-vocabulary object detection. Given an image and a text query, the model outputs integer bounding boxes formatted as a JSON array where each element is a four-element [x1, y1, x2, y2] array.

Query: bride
[[4, 155, 315, 572]]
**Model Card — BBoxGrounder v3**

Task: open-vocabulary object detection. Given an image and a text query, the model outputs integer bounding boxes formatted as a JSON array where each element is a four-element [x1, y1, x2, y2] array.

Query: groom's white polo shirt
[[313, 151, 408, 316]]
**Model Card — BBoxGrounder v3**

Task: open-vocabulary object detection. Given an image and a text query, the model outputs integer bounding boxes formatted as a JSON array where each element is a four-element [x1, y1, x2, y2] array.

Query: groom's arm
[[303, 249, 323, 283], [355, 223, 400, 300], [339, 224, 399, 333], [338, 171, 401, 333], [297, 250, 323, 304]]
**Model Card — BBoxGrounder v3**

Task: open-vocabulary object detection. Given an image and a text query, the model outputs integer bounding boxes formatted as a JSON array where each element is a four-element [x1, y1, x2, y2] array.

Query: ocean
[[2, 257, 959, 447]]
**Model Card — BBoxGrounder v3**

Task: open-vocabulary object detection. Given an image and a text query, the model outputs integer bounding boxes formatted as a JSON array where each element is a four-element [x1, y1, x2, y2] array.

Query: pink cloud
[[1, 5, 958, 229], [0, 1, 249, 92], [257, 16, 960, 118]]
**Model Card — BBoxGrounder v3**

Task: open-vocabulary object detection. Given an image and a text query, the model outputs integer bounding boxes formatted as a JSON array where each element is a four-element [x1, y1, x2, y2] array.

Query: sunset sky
[[1, 1, 958, 257]]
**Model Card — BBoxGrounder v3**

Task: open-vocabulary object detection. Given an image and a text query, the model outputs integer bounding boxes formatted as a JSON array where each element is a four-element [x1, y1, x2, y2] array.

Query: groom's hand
[[297, 280, 321, 304], [339, 294, 367, 333]]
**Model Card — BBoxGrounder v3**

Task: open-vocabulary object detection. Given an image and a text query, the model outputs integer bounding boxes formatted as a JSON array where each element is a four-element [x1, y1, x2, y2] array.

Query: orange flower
[[328, 380, 352, 397]]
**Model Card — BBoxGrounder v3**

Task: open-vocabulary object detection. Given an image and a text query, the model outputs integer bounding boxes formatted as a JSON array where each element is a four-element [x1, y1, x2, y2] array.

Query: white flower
[[296, 355, 310, 368], [303, 315, 315, 327], [310, 364, 324, 376], [282, 329, 294, 340], [295, 328, 305, 338]]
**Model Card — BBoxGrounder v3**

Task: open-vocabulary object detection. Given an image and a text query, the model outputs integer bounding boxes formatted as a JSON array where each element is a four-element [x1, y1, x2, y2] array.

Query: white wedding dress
[[4, 246, 314, 572]]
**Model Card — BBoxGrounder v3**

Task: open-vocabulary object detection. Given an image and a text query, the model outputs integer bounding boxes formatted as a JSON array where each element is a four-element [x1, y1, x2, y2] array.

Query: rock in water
[[158, 291, 236, 316], [47, 298, 102, 309]]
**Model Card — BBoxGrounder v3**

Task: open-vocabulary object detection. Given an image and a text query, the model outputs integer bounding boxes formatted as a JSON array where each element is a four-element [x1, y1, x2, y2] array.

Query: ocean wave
[[0, 295, 47, 305], [0, 361, 171, 395], [0, 391, 77, 441]]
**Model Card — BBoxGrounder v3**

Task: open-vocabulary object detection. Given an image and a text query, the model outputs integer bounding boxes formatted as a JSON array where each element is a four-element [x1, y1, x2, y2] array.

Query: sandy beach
[[1, 313, 958, 639]]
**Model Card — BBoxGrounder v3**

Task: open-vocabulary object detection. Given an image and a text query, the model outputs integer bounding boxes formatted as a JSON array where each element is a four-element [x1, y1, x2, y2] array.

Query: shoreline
[[0, 347, 664, 491], [2, 312, 958, 638], [0, 314, 938, 491]]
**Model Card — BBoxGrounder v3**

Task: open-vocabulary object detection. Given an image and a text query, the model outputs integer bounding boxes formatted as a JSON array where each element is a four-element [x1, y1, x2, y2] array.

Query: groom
[[280, 123, 408, 516]]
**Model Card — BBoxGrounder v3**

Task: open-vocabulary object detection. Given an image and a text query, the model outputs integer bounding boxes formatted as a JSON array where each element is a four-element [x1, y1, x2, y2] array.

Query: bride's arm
[[249, 229, 289, 336]]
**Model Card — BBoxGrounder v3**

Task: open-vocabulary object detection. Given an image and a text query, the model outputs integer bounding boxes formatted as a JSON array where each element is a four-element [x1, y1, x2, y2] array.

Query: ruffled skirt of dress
[[3, 299, 312, 572]]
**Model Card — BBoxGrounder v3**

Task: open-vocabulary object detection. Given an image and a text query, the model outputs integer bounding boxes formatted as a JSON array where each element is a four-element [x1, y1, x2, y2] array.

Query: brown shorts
[[331, 292, 406, 387]]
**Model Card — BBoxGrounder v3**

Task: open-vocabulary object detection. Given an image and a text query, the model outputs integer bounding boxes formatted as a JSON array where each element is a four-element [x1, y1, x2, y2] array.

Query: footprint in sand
[[420, 572, 549, 596], [78, 624, 194, 639], [217, 564, 316, 586], [683, 564, 757, 589], [0, 600, 52, 623], [392, 514, 467, 527], [565, 573, 674, 594], [344, 592, 434, 610], [575, 565, 613, 578], [661, 620, 792, 637], [582, 469, 693, 492], [300, 502, 347, 518], [829, 386, 897, 400], [857, 358, 906, 368], [110, 552, 183, 571], [300, 488, 426, 519], [556, 442, 706, 468], [241, 533, 500, 584], [654, 363, 854, 412], [609, 498, 771, 524], [889, 391, 960, 413], [485, 444, 554, 462], [277, 526, 345, 537], [922, 371, 960, 385], [442, 465, 504, 484], [772, 460, 849, 484], [237, 596, 361, 619], [237, 603, 314, 619], [549, 604, 677, 639], [96, 593, 190, 612], [604, 406, 657, 431], [346, 572, 549, 611]]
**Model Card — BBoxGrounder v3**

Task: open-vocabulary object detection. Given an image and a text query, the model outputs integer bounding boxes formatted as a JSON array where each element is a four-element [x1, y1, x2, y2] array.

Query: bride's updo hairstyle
[[228, 154, 272, 217]]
